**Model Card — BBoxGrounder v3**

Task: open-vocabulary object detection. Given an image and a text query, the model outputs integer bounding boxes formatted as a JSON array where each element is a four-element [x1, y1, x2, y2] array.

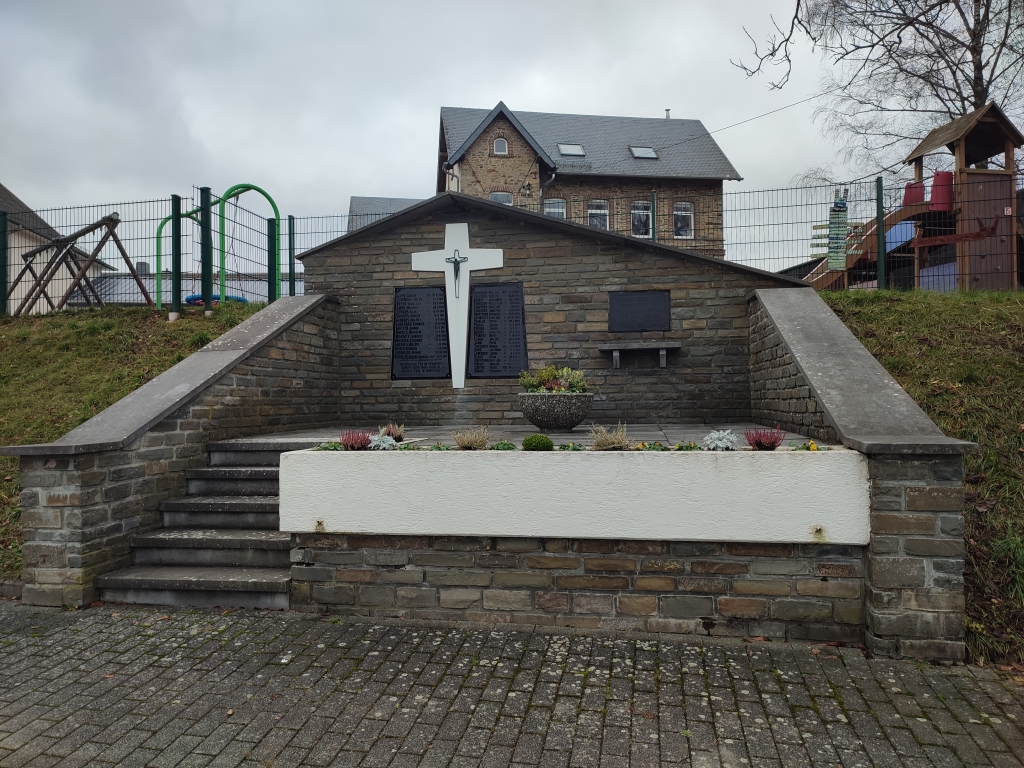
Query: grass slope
[[824, 291, 1024, 663], [0, 304, 261, 577]]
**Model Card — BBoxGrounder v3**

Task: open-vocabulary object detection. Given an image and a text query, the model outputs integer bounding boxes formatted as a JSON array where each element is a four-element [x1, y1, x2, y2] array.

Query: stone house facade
[[436, 103, 740, 257]]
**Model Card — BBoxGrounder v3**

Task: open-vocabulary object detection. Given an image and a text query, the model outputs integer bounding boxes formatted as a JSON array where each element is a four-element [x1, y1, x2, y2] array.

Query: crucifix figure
[[412, 223, 503, 388]]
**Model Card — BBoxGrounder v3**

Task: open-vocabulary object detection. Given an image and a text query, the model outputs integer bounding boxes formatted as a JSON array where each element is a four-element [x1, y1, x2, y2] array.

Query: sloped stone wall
[[16, 298, 341, 607]]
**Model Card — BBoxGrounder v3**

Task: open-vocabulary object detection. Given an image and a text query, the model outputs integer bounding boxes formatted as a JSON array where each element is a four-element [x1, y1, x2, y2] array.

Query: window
[[493, 137, 508, 155], [629, 146, 658, 159], [543, 198, 566, 219], [630, 201, 651, 238], [557, 143, 585, 156], [587, 200, 609, 230], [673, 202, 694, 239], [489, 191, 513, 205]]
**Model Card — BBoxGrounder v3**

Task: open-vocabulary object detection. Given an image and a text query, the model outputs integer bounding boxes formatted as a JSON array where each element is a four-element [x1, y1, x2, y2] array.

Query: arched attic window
[[493, 137, 509, 156]]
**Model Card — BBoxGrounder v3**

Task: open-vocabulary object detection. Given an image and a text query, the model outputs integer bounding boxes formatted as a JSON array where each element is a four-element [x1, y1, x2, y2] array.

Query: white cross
[[411, 223, 503, 388]]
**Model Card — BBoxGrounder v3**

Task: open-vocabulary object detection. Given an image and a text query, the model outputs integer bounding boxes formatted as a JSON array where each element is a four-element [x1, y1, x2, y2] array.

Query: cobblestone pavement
[[2, 603, 1024, 768]]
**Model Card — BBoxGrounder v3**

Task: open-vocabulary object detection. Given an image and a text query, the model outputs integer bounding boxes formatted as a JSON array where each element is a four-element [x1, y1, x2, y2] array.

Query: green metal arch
[[218, 183, 281, 300], [154, 207, 200, 309]]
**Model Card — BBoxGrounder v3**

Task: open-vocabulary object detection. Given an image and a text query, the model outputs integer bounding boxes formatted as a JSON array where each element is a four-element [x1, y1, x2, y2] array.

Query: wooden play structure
[[811, 103, 1023, 291], [5, 213, 154, 316]]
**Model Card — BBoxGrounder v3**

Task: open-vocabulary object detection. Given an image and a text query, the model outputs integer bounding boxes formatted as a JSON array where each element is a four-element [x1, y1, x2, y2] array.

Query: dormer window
[[493, 138, 509, 155], [558, 143, 585, 157], [630, 146, 658, 159]]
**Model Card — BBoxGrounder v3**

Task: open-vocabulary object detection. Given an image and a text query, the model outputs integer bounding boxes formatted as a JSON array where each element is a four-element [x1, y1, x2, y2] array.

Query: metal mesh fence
[[3, 177, 1021, 316]]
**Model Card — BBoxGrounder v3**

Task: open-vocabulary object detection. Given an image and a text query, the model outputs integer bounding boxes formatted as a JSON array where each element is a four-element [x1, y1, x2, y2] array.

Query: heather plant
[[453, 426, 490, 450], [744, 425, 786, 451], [519, 365, 589, 393], [522, 434, 555, 451], [379, 423, 405, 442], [340, 430, 373, 450], [701, 430, 740, 451], [590, 423, 630, 451]]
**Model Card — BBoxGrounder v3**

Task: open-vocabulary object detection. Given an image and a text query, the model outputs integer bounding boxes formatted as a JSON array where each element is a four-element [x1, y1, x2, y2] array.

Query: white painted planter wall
[[279, 450, 870, 545]]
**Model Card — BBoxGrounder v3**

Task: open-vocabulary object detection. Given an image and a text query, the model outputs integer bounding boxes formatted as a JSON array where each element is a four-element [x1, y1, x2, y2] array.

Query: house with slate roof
[[436, 102, 741, 255], [1, 180, 115, 314]]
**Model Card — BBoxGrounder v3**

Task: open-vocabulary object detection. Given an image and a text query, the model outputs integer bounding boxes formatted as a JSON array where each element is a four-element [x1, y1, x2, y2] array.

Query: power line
[[656, 94, 820, 152]]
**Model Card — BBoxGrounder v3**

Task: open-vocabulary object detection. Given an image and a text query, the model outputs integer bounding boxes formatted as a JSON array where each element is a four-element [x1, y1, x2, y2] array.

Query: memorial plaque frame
[[608, 290, 671, 333], [467, 282, 529, 379], [391, 286, 452, 380]]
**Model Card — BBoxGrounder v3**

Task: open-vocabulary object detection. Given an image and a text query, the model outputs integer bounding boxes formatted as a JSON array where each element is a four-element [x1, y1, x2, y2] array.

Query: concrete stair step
[[130, 529, 291, 567], [97, 566, 290, 609], [161, 496, 279, 529], [208, 436, 329, 467], [186, 467, 279, 496]]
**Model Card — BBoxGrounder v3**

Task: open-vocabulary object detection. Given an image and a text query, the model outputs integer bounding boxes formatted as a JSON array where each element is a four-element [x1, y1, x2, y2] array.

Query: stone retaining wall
[[15, 298, 341, 607], [290, 535, 866, 642], [748, 296, 837, 443]]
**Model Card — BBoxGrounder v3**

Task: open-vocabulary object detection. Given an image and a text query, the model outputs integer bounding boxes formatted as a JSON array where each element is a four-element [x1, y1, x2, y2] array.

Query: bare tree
[[736, 1, 1024, 176]]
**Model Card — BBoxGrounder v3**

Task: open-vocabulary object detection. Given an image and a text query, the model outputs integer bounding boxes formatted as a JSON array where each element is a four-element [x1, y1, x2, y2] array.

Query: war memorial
[[2, 193, 977, 661]]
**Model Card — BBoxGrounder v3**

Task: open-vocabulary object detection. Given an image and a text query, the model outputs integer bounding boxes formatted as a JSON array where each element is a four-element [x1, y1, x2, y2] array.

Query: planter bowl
[[518, 392, 594, 431]]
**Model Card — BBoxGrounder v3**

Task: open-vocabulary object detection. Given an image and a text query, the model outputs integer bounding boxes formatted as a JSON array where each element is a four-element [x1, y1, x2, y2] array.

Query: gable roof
[[348, 196, 423, 231], [0, 180, 65, 241], [905, 102, 1024, 166], [441, 104, 742, 181], [299, 191, 805, 288]]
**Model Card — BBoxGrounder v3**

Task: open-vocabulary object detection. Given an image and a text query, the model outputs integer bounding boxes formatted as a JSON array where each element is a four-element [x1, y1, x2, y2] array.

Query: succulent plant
[[369, 434, 397, 451], [700, 430, 740, 451]]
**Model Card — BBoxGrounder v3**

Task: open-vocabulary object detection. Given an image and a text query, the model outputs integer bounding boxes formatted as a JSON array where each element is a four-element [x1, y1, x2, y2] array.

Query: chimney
[[665, 109, 671, 119]]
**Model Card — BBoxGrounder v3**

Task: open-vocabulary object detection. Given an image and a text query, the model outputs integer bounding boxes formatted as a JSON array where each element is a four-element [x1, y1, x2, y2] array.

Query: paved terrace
[[1, 602, 1021, 768]]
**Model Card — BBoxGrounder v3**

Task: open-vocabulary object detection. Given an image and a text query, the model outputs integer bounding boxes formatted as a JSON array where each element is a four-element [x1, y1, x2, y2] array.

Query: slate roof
[[441, 103, 742, 181], [348, 196, 423, 231]]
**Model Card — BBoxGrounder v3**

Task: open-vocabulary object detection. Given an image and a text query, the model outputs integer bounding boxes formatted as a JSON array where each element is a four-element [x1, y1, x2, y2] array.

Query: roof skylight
[[630, 146, 659, 159], [558, 143, 586, 156]]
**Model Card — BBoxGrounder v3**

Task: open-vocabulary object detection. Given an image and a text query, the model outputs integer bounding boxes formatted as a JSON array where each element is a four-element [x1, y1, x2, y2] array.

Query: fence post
[[876, 177, 887, 290], [170, 195, 182, 320], [200, 187, 213, 314], [650, 192, 657, 243], [267, 217, 278, 303], [0, 211, 7, 317], [288, 214, 296, 297]]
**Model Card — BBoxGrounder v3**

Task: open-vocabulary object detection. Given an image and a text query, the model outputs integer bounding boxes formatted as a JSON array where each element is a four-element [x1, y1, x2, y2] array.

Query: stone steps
[[161, 495, 280, 529], [98, 434, 306, 609], [186, 467, 279, 496], [96, 565, 290, 609], [131, 529, 291, 568]]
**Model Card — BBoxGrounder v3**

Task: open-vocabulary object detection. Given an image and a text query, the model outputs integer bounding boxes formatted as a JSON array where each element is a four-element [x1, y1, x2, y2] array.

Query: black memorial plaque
[[608, 290, 671, 332], [468, 282, 529, 378], [391, 286, 451, 379]]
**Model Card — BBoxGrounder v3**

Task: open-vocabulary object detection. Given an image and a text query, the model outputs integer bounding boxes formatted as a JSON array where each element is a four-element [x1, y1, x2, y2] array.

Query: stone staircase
[[95, 437, 312, 609]]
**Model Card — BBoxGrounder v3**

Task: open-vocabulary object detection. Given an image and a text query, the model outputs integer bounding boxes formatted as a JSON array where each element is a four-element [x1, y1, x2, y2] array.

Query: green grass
[[824, 290, 1024, 663], [0, 303, 261, 578]]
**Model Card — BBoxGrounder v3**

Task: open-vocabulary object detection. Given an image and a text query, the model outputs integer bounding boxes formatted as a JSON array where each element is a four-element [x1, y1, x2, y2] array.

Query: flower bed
[[279, 448, 870, 544]]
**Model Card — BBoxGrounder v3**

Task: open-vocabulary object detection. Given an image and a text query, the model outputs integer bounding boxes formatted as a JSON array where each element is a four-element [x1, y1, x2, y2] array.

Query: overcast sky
[[0, 0, 843, 219]]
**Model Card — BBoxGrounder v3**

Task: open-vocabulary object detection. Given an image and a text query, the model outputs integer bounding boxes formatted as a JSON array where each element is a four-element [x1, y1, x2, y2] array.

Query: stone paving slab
[[1, 600, 1022, 768]]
